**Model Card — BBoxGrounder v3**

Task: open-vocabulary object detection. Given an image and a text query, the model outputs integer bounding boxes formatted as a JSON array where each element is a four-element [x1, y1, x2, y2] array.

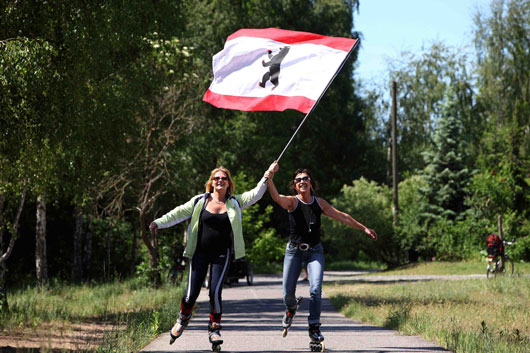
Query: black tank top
[[288, 196, 322, 245], [198, 210, 232, 255]]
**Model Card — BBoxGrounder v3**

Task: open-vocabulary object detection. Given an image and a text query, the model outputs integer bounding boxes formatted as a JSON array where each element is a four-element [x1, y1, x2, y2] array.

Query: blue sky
[[353, 0, 492, 85]]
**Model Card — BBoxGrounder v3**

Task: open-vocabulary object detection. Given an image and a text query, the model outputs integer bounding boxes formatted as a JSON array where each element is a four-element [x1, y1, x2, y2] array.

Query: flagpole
[[275, 39, 360, 163]]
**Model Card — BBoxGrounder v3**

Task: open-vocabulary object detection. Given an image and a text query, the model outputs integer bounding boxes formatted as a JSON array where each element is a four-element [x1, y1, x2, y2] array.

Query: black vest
[[288, 196, 322, 245]]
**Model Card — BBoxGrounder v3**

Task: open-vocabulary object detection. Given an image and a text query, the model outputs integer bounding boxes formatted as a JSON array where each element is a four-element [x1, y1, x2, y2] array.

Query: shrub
[[322, 178, 400, 266], [510, 236, 530, 262], [247, 230, 284, 266], [396, 175, 428, 261]]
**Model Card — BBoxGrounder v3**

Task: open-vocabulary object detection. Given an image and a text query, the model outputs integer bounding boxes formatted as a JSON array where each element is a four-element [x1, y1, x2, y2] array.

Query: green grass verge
[[369, 260, 530, 276], [2, 278, 186, 352], [325, 263, 530, 353], [326, 260, 385, 271]]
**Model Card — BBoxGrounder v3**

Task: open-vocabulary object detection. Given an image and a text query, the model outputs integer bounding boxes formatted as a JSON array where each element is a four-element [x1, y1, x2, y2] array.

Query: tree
[[473, 0, 530, 216], [0, 35, 59, 286], [2, 1, 192, 285], [419, 89, 472, 224], [382, 43, 478, 174], [0, 188, 26, 312], [98, 35, 203, 286]]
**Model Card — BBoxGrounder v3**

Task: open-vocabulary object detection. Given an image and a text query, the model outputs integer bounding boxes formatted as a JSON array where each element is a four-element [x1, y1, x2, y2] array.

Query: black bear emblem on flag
[[259, 46, 290, 90]]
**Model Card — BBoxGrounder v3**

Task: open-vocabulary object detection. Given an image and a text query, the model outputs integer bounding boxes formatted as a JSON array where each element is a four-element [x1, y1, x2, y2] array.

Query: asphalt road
[[140, 272, 451, 353]]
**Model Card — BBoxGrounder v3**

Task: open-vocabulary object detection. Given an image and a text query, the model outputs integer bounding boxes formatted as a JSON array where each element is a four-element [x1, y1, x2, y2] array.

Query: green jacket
[[153, 177, 267, 260]]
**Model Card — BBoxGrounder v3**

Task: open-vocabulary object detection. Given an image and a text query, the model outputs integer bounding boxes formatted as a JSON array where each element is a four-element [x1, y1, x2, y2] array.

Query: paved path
[[141, 272, 451, 353]]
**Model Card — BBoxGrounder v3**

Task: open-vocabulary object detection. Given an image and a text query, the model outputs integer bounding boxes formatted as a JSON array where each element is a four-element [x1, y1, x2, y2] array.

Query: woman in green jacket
[[149, 164, 275, 347]]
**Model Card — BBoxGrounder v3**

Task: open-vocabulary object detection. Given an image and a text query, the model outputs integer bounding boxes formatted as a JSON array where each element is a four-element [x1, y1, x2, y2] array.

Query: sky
[[354, 0, 492, 86]]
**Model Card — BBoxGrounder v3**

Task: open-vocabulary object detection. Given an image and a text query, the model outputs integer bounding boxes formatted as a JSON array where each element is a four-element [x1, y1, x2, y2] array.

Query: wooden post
[[392, 81, 398, 226], [497, 214, 503, 240]]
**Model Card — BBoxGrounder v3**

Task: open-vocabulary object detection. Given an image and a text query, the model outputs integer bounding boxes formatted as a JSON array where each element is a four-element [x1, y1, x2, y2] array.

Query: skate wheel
[[212, 343, 221, 352], [282, 328, 288, 337], [310, 341, 323, 352]]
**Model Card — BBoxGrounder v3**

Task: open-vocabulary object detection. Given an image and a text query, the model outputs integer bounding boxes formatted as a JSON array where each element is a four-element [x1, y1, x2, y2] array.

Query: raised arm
[[318, 198, 377, 240], [266, 161, 296, 211]]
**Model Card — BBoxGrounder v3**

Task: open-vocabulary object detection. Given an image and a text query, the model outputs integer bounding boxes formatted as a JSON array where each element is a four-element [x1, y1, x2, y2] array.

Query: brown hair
[[205, 166, 235, 194], [288, 168, 318, 196]]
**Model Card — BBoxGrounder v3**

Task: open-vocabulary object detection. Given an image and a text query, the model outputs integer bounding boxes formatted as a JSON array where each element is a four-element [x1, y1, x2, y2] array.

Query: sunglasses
[[213, 176, 228, 181], [294, 176, 310, 183]]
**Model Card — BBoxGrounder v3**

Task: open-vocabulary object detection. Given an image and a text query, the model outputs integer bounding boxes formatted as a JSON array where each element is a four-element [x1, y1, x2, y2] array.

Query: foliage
[[247, 229, 285, 266], [1, 0, 529, 288], [419, 89, 472, 225], [510, 236, 530, 262], [322, 178, 399, 266], [89, 217, 136, 279], [473, 0, 530, 218], [395, 175, 428, 261], [382, 42, 478, 174], [468, 161, 521, 219], [230, 172, 283, 265], [423, 217, 488, 261]]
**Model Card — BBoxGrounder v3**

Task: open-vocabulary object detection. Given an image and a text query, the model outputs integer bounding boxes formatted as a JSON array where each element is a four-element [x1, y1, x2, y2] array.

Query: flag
[[202, 28, 358, 113]]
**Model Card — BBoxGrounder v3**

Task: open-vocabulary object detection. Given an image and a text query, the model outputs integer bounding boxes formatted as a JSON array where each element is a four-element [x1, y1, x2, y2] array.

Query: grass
[[326, 259, 384, 271], [2, 278, 186, 352], [3, 261, 529, 352], [368, 260, 530, 276], [325, 261, 530, 353]]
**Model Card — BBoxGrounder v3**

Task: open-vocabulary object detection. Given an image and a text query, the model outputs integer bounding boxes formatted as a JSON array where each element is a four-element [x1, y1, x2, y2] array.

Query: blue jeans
[[282, 242, 324, 325]]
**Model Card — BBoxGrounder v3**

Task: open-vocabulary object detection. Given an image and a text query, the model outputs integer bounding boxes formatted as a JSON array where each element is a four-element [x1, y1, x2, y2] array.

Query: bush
[[426, 218, 487, 261], [322, 178, 400, 266], [510, 236, 530, 262], [247, 230, 284, 266], [396, 175, 428, 261]]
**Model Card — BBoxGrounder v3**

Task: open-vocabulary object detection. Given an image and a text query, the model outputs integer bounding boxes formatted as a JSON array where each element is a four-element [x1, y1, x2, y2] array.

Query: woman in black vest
[[267, 162, 377, 346]]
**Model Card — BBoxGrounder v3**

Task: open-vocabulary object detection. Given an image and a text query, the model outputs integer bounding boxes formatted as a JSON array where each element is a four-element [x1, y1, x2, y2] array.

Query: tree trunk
[[35, 195, 48, 286], [0, 189, 27, 312], [130, 227, 137, 277], [0, 252, 6, 313], [140, 212, 160, 286], [72, 208, 83, 282], [83, 215, 93, 281], [497, 214, 503, 240], [105, 220, 112, 281], [0, 194, 7, 312]]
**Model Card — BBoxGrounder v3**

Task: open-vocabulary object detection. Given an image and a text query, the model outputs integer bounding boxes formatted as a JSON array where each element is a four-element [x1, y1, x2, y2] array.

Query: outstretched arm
[[266, 161, 295, 211], [319, 198, 377, 240], [149, 195, 199, 235]]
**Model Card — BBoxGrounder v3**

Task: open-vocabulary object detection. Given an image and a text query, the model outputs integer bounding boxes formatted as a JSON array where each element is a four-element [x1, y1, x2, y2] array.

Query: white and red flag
[[202, 28, 358, 113]]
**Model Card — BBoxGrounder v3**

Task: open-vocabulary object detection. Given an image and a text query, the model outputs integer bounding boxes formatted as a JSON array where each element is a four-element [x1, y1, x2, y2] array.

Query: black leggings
[[181, 247, 231, 317]]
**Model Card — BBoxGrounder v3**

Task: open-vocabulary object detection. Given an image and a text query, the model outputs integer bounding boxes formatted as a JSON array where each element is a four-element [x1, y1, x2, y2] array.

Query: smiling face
[[294, 173, 311, 194], [205, 166, 235, 194], [212, 171, 229, 193], [289, 168, 317, 196]]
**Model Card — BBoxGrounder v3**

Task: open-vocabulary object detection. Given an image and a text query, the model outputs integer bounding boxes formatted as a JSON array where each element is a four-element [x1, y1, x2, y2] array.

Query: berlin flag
[[202, 28, 359, 114]]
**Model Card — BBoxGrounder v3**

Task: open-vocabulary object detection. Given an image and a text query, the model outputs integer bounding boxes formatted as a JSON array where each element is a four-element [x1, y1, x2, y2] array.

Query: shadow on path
[[140, 274, 451, 353]]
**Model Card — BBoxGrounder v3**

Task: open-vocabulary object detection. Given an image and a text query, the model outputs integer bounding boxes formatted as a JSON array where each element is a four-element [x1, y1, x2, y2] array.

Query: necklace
[[212, 196, 225, 204]]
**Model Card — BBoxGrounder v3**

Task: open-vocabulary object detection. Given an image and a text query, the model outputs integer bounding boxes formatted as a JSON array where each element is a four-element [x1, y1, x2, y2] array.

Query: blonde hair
[[205, 166, 235, 194]]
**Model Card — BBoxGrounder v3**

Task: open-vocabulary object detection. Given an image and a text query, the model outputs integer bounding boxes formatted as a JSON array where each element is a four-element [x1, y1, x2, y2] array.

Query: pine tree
[[420, 89, 471, 224]]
